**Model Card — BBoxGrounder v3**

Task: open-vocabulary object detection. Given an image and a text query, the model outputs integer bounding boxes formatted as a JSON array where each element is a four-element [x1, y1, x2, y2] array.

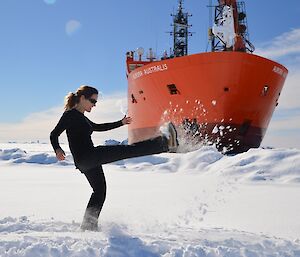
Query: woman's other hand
[[55, 148, 66, 161], [122, 116, 132, 125]]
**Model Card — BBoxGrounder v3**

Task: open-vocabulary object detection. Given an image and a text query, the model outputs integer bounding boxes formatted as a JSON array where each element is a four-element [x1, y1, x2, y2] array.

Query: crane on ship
[[209, 0, 255, 52]]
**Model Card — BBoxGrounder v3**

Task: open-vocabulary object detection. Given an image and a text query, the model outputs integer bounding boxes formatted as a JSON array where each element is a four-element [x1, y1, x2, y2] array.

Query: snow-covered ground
[[0, 142, 300, 257]]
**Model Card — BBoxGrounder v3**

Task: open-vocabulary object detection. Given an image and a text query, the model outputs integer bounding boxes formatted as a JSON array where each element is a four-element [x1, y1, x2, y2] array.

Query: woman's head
[[64, 85, 99, 112]]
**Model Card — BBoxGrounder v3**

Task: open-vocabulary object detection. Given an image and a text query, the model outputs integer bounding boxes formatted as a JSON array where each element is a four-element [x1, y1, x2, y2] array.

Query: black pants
[[80, 136, 168, 228], [79, 136, 168, 172]]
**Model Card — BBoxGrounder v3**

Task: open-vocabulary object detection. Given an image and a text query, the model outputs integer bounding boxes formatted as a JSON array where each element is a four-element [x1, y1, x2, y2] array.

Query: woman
[[50, 85, 178, 231]]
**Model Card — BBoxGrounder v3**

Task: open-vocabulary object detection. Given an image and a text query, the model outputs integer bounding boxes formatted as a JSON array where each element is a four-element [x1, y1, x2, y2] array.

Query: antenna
[[170, 0, 193, 57], [209, 0, 212, 29], [206, 0, 213, 52]]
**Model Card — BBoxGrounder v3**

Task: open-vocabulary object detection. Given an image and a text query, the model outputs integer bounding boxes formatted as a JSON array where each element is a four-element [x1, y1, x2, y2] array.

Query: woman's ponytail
[[64, 85, 98, 111], [64, 92, 78, 111]]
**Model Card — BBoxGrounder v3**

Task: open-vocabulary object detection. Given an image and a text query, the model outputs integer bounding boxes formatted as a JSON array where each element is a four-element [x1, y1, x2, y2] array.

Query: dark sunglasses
[[88, 98, 97, 105]]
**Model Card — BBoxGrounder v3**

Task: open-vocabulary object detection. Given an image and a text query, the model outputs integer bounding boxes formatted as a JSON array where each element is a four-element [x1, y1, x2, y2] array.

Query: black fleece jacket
[[50, 108, 123, 167]]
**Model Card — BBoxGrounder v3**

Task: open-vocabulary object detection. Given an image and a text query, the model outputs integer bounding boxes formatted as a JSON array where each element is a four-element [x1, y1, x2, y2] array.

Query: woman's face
[[80, 94, 98, 112]]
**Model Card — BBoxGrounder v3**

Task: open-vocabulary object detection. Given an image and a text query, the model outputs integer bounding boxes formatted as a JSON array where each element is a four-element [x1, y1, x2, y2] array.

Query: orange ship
[[126, 0, 288, 154]]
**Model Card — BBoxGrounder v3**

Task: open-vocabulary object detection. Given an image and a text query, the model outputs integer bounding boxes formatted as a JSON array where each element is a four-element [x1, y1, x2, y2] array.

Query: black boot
[[160, 122, 179, 152], [80, 208, 100, 232]]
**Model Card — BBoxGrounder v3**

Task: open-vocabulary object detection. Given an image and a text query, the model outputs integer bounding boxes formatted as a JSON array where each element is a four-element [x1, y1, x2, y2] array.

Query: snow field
[[0, 143, 300, 256]]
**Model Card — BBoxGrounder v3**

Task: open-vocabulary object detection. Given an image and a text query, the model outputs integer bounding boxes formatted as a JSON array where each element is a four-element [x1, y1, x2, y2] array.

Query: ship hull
[[127, 52, 288, 153]]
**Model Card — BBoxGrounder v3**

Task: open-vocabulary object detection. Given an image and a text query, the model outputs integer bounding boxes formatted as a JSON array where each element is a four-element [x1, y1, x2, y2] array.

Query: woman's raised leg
[[79, 136, 168, 171]]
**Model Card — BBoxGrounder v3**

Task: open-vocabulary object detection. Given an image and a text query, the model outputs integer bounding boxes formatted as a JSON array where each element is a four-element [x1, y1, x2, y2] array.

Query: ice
[[212, 125, 219, 134], [0, 142, 300, 256]]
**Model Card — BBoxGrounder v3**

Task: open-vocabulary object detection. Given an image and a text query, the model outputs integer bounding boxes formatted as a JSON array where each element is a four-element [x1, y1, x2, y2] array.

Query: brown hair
[[64, 85, 99, 111]]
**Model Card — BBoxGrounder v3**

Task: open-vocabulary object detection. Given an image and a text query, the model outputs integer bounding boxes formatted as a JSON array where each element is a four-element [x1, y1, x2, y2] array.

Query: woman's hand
[[55, 148, 66, 161], [122, 116, 132, 125]]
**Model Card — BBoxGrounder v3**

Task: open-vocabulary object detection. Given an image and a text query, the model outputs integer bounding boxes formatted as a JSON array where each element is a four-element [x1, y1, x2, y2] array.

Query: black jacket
[[50, 108, 123, 167]]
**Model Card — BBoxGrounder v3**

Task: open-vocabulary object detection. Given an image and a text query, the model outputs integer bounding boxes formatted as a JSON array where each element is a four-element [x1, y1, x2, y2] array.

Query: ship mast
[[170, 0, 193, 57], [210, 0, 255, 52]]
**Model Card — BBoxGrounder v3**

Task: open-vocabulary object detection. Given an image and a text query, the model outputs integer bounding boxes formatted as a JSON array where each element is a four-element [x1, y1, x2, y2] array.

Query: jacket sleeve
[[50, 112, 70, 151], [88, 118, 124, 132]]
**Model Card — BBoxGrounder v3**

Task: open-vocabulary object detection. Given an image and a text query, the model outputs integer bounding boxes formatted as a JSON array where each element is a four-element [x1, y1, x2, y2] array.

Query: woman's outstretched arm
[[88, 116, 132, 132]]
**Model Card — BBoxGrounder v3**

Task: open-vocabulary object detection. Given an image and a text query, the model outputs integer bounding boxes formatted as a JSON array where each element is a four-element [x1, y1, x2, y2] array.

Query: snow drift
[[1, 145, 300, 184]]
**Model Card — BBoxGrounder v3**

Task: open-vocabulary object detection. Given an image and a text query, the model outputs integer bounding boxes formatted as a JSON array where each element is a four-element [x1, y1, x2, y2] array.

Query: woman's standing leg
[[81, 165, 106, 231]]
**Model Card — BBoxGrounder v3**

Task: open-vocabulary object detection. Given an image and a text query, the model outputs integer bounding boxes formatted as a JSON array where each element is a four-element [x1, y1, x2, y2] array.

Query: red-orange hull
[[127, 52, 288, 153]]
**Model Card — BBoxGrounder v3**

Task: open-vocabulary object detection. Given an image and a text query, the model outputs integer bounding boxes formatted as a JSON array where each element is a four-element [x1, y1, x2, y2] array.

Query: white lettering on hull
[[272, 66, 287, 78], [132, 63, 168, 80]]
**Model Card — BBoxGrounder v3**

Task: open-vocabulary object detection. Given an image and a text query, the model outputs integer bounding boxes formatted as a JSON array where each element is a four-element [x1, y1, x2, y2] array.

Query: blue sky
[[0, 0, 300, 148], [0, 0, 299, 122]]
